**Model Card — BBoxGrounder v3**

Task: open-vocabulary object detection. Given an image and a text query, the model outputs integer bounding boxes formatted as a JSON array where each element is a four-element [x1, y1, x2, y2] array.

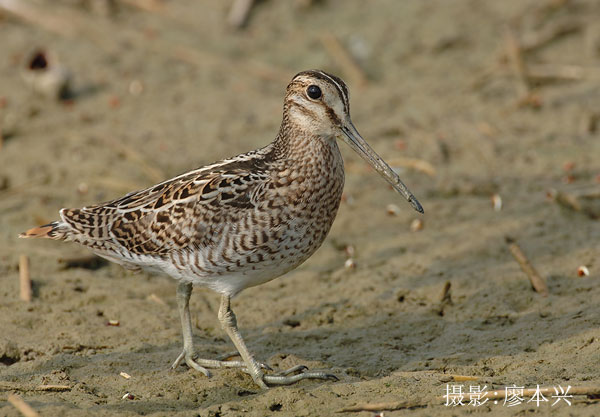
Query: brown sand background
[[1, 0, 599, 416]]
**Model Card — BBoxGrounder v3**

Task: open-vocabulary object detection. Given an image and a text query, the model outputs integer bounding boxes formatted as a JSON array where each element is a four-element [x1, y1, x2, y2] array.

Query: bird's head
[[283, 70, 423, 214]]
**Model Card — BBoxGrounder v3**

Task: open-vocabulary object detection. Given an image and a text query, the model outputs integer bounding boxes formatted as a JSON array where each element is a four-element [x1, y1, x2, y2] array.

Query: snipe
[[21, 70, 423, 388]]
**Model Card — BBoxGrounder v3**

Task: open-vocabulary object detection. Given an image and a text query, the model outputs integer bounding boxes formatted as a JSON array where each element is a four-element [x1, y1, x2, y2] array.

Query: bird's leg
[[170, 282, 256, 375], [171, 282, 211, 376], [217, 294, 338, 388]]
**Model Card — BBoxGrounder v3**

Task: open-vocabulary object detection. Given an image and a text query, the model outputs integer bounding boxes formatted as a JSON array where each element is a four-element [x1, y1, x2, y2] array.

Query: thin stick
[[520, 21, 581, 55], [437, 281, 452, 316], [525, 64, 600, 84], [505, 237, 549, 297], [496, 21, 582, 63], [504, 27, 530, 97], [387, 157, 437, 177], [1, 382, 70, 391], [338, 386, 600, 412], [0, 0, 77, 36], [397, 370, 482, 382], [474, 22, 582, 91], [551, 189, 582, 212], [526, 64, 589, 81], [147, 293, 167, 306], [227, 0, 255, 29], [320, 32, 369, 88], [19, 254, 32, 302], [7, 394, 40, 417], [474, 64, 600, 93], [450, 375, 479, 382], [548, 187, 600, 219], [35, 384, 71, 391]]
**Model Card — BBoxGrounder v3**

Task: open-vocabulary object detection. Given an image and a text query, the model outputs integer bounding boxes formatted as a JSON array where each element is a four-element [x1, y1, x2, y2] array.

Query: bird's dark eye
[[306, 85, 322, 100]]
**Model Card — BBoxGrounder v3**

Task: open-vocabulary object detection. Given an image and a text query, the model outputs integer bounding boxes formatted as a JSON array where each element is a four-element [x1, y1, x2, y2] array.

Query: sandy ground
[[1, 0, 600, 416]]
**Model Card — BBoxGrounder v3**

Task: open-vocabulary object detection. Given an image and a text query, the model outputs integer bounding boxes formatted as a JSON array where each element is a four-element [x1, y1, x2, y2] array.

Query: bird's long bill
[[340, 122, 424, 214]]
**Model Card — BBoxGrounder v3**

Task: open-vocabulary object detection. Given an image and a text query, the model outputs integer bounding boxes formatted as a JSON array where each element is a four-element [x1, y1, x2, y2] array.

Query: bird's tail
[[19, 221, 68, 240]]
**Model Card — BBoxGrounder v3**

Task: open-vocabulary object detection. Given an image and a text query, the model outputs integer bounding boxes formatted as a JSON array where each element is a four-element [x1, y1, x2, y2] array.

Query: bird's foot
[[171, 349, 271, 377], [215, 350, 272, 371], [249, 364, 338, 388]]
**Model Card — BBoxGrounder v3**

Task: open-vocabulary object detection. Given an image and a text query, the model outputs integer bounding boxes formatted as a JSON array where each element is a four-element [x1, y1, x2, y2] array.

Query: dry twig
[[520, 21, 582, 55], [19, 254, 32, 302], [505, 237, 549, 297], [227, 0, 255, 29], [7, 394, 40, 417], [147, 293, 167, 306], [36, 384, 71, 391], [473, 21, 582, 91], [526, 64, 594, 82], [387, 157, 437, 177], [436, 281, 452, 316], [0, 0, 77, 36], [548, 187, 600, 219], [320, 32, 369, 88], [450, 375, 480, 382], [1, 382, 71, 392], [504, 27, 530, 98]]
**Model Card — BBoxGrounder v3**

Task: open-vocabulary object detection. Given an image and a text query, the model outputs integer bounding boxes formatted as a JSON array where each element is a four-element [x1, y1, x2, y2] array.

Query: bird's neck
[[271, 113, 340, 163]]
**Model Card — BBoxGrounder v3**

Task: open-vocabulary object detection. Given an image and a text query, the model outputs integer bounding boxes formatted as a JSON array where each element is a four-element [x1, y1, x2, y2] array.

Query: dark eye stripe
[[292, 70, 350, 114], [312, 70, 349, 113]]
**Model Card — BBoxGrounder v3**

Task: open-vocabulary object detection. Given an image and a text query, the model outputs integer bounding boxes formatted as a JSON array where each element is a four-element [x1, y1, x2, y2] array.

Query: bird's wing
[[60, 164, 270, 256]]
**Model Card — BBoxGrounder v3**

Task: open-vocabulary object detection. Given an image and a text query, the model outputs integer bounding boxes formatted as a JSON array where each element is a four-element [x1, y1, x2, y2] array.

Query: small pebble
[[129, 80, 143, 96], [491, 194, 502, 211], [386, 204, 401, 216], [410, 218, 424, 232], [577, 265, 590, 277], [77, 182, 89, 195], [107, 319, 120, 326], [344, 258, 356, 270]]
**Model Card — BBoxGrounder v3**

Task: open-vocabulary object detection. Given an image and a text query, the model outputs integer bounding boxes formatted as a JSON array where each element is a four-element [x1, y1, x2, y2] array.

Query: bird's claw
[[253, 364, 338, 387], [171, 350, 211, 377]]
